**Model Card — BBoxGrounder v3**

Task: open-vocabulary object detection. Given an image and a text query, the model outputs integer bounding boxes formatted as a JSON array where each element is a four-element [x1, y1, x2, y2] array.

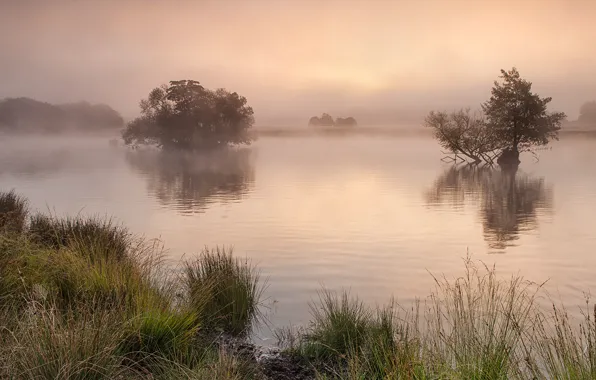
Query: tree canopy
[[578, 101, 596, 124], [425, 68, 565, 166], [308, 113, 357, 127], [482, 68, 565, 153], [122, 80, 255, 150], [335, 117, 357, 127], [425, 109, 499, 164]]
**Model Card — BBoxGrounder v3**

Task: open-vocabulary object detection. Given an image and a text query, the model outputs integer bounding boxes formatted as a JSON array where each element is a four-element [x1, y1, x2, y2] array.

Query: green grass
[[4, 305, 129, 380], [118, 310, 200, 367], [184, 247, 265, 336], [302, 290, 373, 361], [29, 213, 131, 262], [285, 259, 594, 380], [0, 191, 265, 379], [0, 189, 28, 234]]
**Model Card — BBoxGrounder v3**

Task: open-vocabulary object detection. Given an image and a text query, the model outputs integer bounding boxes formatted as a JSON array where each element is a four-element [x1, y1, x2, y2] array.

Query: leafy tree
[[319, 113, 334, 126], [426, 68, 565, 166], [308, 116, 321, 126], [424, 109, 499, 164], [308, 113, 335, 127], [0, 97, 123, 132], [122, 80, 254, 150], [482, 68, 566, 155], [578, 101, 596, 124], [335, 117, 357, 127]]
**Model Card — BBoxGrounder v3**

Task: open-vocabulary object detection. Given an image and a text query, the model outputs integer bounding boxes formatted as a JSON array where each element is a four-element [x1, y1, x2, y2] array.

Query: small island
[[308, 113, 357, 127], [0, 97, 124, 133]]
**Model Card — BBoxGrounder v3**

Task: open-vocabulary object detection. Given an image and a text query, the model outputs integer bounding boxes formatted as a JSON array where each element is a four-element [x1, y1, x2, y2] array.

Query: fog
[[1, 0, 596, 125]]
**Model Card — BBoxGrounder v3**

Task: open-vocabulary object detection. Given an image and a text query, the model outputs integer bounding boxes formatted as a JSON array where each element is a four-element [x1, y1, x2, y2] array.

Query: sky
[[1, 0, 595, 124]]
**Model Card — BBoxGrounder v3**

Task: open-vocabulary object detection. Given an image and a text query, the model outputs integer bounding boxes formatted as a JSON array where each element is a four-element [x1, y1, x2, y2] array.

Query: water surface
[[1, 133, 595, 342]]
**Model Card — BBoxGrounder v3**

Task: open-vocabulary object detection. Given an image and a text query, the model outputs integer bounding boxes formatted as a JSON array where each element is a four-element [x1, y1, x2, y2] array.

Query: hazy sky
[[1, 0, 595, 124]]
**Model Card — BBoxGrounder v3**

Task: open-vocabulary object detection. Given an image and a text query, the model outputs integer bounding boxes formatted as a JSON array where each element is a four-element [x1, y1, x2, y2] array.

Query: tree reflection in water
[[426, 165, 552, 251], [126, 148, 255, 214]]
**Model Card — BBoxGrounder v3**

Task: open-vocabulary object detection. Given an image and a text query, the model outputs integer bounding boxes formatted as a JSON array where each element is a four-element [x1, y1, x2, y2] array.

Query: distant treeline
[[565, 100, 596, 129], [0, 97, 124, 133], [308, 113, 357, 127]]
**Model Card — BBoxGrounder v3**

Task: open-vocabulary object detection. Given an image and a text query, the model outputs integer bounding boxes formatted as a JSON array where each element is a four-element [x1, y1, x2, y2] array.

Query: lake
[[1, 132, 595, 343]]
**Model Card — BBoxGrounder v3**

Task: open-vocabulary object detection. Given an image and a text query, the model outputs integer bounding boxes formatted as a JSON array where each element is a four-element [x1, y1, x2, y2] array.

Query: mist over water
[[1, 133, 595, 341]]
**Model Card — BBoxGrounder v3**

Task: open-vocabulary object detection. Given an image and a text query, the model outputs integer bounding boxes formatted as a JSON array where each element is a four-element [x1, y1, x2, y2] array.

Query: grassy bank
[[1, 190, 595, 379]]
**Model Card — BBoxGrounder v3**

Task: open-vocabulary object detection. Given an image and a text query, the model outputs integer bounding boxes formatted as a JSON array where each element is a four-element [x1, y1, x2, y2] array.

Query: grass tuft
[[29, 213, 131, 262], [184, 247, 264, 337], [0, 189, 28, 234], [6, 306, 128, 380]]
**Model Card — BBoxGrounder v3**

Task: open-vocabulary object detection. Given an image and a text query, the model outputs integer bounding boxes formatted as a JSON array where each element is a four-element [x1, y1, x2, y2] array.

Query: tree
[[319, 113, 334, 126], [122, 80, 254, 150], [0, 97, 123, 132], [424, 109, 500, 164], [426, 68, 565, 166], [335, 117, 357, 127], [482, 68, 566, 160], [308, 116, 321, 126], [308, 113, 335, 127], [578, 101, 596, 124]]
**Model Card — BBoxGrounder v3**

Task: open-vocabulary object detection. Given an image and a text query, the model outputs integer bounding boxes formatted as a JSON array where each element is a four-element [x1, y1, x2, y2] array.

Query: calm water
[[1, 133, 596, 342]]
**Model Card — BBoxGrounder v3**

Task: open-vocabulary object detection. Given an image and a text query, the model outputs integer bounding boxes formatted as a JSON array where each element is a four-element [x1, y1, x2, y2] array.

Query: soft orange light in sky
[[1, 0, 595, 119]]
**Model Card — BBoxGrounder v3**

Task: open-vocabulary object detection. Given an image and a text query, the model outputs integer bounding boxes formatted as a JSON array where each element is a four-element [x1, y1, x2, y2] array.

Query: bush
[[184, 247, 264, 336], [0, 189, 28, 234]]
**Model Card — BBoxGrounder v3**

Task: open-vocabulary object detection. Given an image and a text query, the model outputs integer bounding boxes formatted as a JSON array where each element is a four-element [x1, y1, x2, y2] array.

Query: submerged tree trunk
[[497, 148, 520, 169]]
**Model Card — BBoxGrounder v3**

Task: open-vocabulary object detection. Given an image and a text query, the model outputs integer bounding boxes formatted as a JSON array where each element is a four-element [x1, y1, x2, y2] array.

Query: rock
[[210, 333, 315, 380], [259, 352, 315, 380]]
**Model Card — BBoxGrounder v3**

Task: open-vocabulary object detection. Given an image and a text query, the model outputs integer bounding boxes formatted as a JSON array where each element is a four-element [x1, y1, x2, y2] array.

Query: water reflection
[[125, 148, 255, 214], [426, 165, 552, 251]]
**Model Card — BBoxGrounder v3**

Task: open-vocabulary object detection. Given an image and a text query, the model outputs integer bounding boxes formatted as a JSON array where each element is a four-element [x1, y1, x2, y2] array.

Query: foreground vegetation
[[1, 190, 595, 379]]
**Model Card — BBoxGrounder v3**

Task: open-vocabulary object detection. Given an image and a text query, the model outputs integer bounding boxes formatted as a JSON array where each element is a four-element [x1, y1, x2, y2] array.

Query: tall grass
[[0, 189, 28, 234], [184, 247, 265, 336], [0, 191, 266, 379], [29, 213, 131, 261], [304, 290, 373, 361], [7, 308, 129, 380], [421, 259, 541, 379], [531, 300, 596, 379], [288, 259, 596, 380], [3, 190, 596, 379]]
